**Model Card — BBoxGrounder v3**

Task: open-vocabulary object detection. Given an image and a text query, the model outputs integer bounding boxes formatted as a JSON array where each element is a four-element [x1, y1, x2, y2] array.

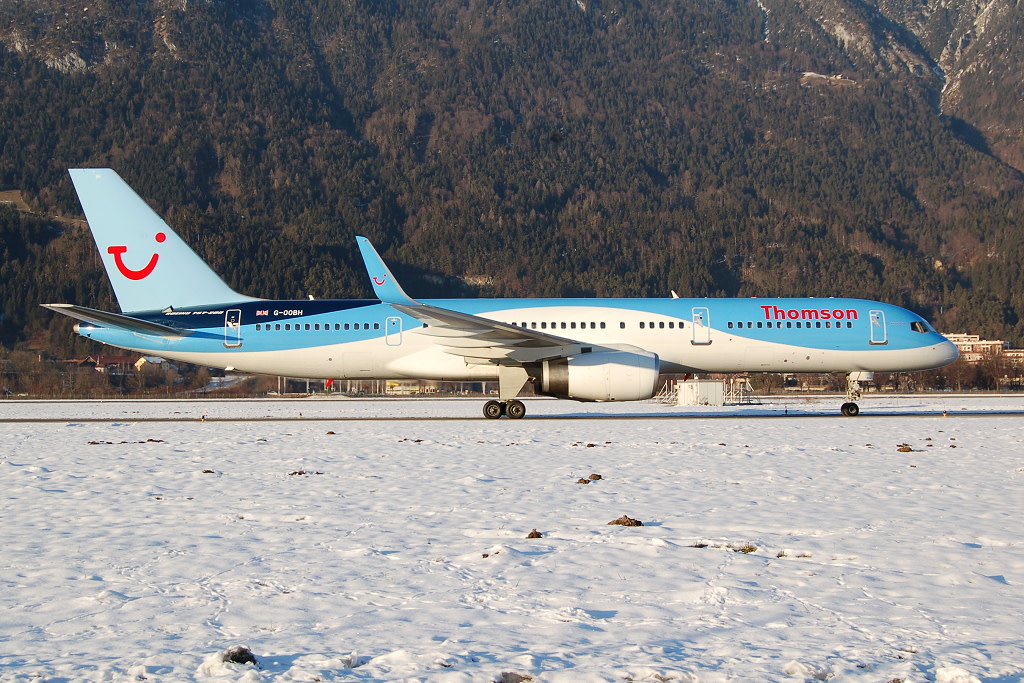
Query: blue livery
[[44, 169, 959, 418]]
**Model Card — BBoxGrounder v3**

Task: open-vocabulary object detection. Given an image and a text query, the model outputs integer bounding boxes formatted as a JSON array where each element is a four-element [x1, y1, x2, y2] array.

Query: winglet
[[356, 236, 417, 305]]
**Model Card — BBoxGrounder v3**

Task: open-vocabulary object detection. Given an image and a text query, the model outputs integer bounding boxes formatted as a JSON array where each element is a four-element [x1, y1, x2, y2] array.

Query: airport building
[[943, 334, 1011, 363]]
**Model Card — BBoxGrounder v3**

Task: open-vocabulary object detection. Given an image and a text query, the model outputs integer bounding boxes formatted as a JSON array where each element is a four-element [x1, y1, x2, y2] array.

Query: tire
[[841, 402, 860, 417], [505, 400, 526, 419], [483, 400, 504, 419]]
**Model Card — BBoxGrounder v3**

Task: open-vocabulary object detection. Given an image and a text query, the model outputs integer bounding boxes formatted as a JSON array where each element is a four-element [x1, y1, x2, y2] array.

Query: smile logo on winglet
[[108, 232, 166, 280], [373, 275, 388, 286]]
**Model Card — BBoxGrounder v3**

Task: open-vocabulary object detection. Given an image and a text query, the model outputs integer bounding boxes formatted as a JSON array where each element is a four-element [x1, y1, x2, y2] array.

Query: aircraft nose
[[936, 338, 959, 366]]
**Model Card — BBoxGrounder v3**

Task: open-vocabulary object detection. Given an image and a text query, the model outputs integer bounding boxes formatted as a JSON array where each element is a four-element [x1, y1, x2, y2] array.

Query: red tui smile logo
[[373, 275, 388, 286], [108, 232, 166, 280]]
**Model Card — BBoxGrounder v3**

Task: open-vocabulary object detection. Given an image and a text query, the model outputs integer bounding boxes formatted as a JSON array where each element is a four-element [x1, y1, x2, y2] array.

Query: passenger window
[[570, 322, 576, 329], [757, 322, 763, 328], [285, 323, 291, 330], [541, 322, 547, 329], [600, 322, 606, 329], [256, 323, 261, 331], [304, 323, 311, 331], [374, 323, 381, 330], [640, 322, 645, 329], [728, 322, 734, 329], [275, 323, 281, 331], [531, 322, 537, 329], [619, 322, 625, 329]]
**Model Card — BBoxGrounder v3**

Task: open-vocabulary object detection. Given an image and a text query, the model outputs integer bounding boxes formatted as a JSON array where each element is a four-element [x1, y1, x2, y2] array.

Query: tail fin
[[69, 169, 257, 312], [355, 236, 418, 305]]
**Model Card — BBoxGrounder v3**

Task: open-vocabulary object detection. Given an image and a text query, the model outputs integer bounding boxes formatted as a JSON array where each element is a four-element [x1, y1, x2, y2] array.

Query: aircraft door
[[869, 310, 887, 345], [224, 309, 242, 348], [691, 307, 712, 345], [385, 316, 403, 346]]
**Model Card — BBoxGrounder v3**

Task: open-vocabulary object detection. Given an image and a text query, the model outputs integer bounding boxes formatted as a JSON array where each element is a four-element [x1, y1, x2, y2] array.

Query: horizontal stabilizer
[[40, 304, 189, 337]]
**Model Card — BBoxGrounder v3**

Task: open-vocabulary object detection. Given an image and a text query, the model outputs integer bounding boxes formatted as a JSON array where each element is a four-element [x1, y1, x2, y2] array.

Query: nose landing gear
[[841, 372, 873, 417]]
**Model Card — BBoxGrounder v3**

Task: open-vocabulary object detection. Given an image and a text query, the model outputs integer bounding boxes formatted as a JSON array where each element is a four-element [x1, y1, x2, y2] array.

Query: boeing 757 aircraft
[[44, 169, 958, 418]]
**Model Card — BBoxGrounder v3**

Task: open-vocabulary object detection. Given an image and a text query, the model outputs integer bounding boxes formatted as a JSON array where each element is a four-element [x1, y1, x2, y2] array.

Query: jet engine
[[537, 349, 660, 402]]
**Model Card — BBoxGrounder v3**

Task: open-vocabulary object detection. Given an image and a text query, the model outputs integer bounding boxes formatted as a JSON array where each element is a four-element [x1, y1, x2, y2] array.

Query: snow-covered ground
[[2, 395, 1022, 682]]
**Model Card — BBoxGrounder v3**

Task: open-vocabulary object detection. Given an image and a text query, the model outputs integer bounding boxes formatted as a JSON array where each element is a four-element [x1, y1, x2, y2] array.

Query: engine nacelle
[[537, 349, 660, 402]]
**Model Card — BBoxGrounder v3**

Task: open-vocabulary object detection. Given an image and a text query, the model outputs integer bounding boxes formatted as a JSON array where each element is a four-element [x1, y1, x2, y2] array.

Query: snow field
[[1, 397, 1022, 682]]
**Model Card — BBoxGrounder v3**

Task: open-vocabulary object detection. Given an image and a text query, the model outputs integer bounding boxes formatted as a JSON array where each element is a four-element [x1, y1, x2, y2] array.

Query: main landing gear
[[483, 399, 527, 420], [841, 371, 873, 417], [483, 366, 531, 419]]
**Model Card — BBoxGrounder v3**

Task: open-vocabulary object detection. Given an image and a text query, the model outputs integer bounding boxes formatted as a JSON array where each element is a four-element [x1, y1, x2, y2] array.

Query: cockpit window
[[910, 321, 933, 333]]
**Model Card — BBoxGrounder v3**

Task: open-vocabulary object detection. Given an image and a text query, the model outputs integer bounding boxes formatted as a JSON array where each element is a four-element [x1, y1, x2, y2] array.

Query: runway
[[2, 395, 1022, 422]]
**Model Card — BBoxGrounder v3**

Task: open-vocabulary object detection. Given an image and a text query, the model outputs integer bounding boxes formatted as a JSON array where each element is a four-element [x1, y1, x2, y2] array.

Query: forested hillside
[[1, 0, 1023, 360]]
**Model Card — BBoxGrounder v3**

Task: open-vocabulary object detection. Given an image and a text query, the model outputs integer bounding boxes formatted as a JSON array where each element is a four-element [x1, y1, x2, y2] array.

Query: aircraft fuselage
[[75, 296, 957, 380]]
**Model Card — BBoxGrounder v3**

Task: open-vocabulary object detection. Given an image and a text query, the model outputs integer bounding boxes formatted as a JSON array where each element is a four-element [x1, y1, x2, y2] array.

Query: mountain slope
[[1, 0, 1022, 356]]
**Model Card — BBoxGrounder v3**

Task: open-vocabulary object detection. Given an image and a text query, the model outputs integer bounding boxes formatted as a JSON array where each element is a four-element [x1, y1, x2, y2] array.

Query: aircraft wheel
[[483, 400, 505, 419], [841, 402, 860, 417], [505, 400, 526, 420]]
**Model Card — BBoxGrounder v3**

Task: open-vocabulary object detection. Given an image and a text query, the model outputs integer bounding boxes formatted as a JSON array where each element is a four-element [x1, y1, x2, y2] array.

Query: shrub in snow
[[497, 672, 533, 683], [608, 515, 643, 526], [223, 646, 258, 666], [198, 645, 259, 675]]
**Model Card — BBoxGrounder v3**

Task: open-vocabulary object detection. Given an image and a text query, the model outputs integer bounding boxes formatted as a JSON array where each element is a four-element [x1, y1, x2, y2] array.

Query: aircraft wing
[[356, 236, 582, 363], [393, 301, 584, 363], [40, 304, 190, 338]]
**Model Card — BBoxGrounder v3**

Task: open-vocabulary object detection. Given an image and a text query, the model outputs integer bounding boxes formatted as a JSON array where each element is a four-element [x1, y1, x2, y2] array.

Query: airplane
[[43, 168, 959, 419]]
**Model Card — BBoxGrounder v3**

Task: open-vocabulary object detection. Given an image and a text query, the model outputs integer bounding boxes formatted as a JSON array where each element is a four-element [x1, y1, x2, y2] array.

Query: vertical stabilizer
[[69, 169, 257, 312], [356, 236, 418, 305]]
